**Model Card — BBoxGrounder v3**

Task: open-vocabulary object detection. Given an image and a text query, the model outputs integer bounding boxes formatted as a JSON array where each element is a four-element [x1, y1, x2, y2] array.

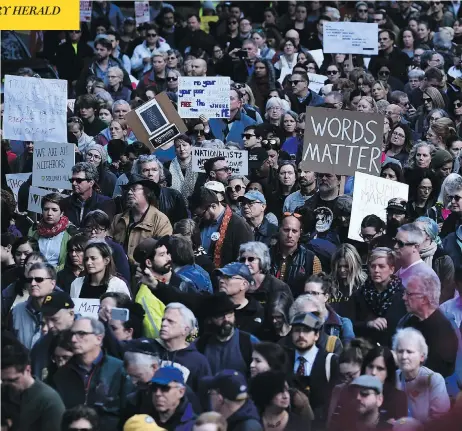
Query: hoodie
[[227, 399, 263, 431]]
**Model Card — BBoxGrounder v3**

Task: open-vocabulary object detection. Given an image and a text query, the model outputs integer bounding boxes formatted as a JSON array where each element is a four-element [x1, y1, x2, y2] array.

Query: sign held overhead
[[323, 22, 379, 55]]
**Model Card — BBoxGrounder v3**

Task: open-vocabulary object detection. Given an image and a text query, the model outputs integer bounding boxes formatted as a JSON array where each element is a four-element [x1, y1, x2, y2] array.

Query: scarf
[[37, 215, 69, 238], [362, 275, 404, 317], [213, 205, 233, 268], [170, 157, 197, 203], [419, 241, 438, 266]]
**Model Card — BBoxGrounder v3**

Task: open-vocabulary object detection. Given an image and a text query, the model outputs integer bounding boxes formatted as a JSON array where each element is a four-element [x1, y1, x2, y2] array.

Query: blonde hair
[[369, 247, 395, 268], [331, 244, 367, 298], [423, 87, 446, 109], [194, 412, 228, 431], [289, 294, 328, 322], [430, 117, 457, 146], [358, 96, 378, 113]]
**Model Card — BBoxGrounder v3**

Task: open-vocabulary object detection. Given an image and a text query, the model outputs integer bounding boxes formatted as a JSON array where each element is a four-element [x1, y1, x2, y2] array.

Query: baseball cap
[[350, 375, 383, 394], [239, 190, 266, 205], [133, 237, 160, 265], [41, 291, 74, 316], [248, 147, 269, 169], [386, 198, 407, 213], [205, 181, 226, 194], [203, 370, 248, 401], [151, 366, 185, 386], [124, 415, 166, 431], [290, 312, 323, 330], [213, 262, 254, 284]]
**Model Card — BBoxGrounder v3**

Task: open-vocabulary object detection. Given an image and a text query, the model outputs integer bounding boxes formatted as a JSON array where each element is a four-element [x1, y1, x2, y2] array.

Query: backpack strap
[[238, 331, 253, 368], [325, 353, 333, 382], [326, 335, 338, 353]]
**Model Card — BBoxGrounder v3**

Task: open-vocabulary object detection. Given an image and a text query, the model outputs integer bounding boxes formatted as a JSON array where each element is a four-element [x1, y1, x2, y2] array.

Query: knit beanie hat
[[86, 143, 108, 164], [249, 370, 287, 411], [431, 149, 453, 170]]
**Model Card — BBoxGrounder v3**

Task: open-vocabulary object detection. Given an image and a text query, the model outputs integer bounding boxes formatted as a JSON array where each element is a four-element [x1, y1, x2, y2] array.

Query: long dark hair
[[362, 345, 397, 385], [253, 342, 291, 374], [83, 240, 116, 286]]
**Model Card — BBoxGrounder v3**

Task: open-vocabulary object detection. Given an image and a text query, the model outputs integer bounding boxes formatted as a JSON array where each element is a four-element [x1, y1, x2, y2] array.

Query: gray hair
[[200, 139, 226, 149], [165, 303, 197, 336], [124, 351, 160, 367], [289, 294, 328, 322], [167, 69, 182, 78], [239, 241, 271, 273], [392, 327, 428, 362], [79, 317, 106, 337], [72, 162, 99, 182], [226, 141, 241, 151], [408, 141, 437, 169], [397, 223, 425, 245], [439, 173, 462, 206], [408, 69, 425, 80], [132, 154, 165, 182], [324, 91, 343, 104], [433, 32, 452, 51], [112, 99, 130, 114], [108, 66, 124, 79], [407, 272, 441, 308], [265, 97, 289, 113], [29, 262, 57, 280]]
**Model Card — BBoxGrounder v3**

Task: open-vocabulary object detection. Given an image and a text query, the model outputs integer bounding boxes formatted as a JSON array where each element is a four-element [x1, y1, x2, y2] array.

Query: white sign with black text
[[323, 22, 378, 55], [192, 148, 248, 175]]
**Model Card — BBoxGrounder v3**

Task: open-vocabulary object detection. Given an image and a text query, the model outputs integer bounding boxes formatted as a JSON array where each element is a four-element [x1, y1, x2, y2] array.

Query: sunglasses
[[152, 384, 177, 393], [327, 70, 338, 75], [263, 139, 278, 147], [227, 185, 243, 193], [242, 133, 255, 139], [193, 129, 204, 136], [70, 30, 82, 34], [282, 212, 302, 219], [448, 195, 462, 202], [69, 177, 88, 184], [360, 232, 378, 241], [423, 97, 432, 102], [228, 20, 238, 24], [289, 80, 302, 85], [147, 33, 158, 37], [25, 277, 52, 283], [239, 256, 257, 263], [167, 77, 178, 81], [358, 8, 368, 12], [392, 238, 417, 248], [234, 83, 245, 89], [454, 102, 462, 108], [379, 70, 390, 75]]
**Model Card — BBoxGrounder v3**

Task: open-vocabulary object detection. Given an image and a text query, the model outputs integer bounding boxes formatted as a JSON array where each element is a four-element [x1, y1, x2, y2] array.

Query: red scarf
[[213, 206, 233, 268], [37, 215, 69, 238]]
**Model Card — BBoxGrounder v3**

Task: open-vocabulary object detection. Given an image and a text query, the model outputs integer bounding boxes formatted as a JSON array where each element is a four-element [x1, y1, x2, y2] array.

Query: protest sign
[[80, 0, 92, 22], [178, 77, 230, 119], [73, 298, 101, 319], [348, 172, 409, 242], [28, 186, 55, 213], [135, 1, 150, 26], [126, 92, 187, 152], [67, 99, 76, 113], [301, 107, 383, 177], [308, 73, 328, 94], [309, 49, 324, 68], [192, 148, 248, 175], [323, 22, 378, 55], [32, 141, 75, 190], [6, 173, 31, 208], [3, 75, 67, 142]]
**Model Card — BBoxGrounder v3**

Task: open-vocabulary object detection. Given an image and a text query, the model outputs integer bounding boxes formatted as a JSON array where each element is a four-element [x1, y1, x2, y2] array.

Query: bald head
[[285, 30, 300, 44], [385, 104, 403, 125], [191, 59, 207, 77]]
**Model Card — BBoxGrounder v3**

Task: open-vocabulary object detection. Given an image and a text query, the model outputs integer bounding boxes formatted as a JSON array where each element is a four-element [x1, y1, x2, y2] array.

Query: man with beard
[[371, 198, 408, 249], [110, 174, 172, 261], [195, 292, 259, 376], [284, 164, 316, 213]]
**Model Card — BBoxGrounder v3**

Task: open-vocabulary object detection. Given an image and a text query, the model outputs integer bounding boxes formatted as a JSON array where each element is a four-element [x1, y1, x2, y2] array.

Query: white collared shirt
[[293, 345, 319, 376]]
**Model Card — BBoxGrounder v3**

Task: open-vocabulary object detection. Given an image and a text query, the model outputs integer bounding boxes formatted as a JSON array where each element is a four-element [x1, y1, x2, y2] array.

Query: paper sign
[[308, 49, 324, 68], [192, 147, 248, 175], [323, 22, 378, 55], [6, 173, 31, 208], [348, 172, 409, 242], [178, 77, 230, 119], [80, 0, 92, 22], [301, 107, 383, 177], [308, 73, 327, 94], [135, 1, 150, 26], [72, 298, 101, 318], [3, 75, 68, 142], [32, 141, 75, 190], [28, 186, 54, 213], [67, 99, 76, 113]]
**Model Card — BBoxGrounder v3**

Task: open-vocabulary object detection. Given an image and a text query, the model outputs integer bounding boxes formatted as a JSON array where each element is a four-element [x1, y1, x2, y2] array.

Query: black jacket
[[368, 47, 412, 83], [159, 187, 189, 227], [227, 399, 263, 431], [235, 296, 265, 335], [247, 274, 293, 307], [54, 40, 94, 85], [253, 218, 278, 247], [62, 192, 116, 228]]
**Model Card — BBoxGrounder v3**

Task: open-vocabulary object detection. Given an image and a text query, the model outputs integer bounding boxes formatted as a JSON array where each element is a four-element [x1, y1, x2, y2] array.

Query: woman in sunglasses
[[406, 169, 439, 221], [56, 234, 87, 295], [166, 49, 183, 71], [166, 69, 181, 93], [226, 175, 248, 214], [414, 87, 446, 135]]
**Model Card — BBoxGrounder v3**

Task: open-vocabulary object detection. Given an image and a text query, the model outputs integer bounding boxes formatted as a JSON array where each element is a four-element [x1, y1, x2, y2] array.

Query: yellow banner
[[0, 0, 80, 30]]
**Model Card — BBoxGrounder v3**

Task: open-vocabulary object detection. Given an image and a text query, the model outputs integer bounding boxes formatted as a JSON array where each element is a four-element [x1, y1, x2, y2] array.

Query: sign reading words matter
[[178, 77, 230, 118], [192, 148, 248, 175], [72, 298, 101, 319], [3, 75, 67, 143], [348, 172, 409, 242], [301, 107, 383, 177], [33, 141, 75, 190], [323, 22, 378, 55]]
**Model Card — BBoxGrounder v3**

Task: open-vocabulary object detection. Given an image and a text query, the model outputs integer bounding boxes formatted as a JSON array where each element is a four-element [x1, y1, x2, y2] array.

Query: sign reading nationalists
[[32, 141, 75, 190], [3, 75, 67, 142], [178, 77, 230, 119], [301, 107, 383, 177], [192, 148, 248, 175], [6, 173, 31, 208], [72, 298, 101, 319], [323, 22, 378, 55], [348, 172, 409, 242], [28, 186, 55, 213]]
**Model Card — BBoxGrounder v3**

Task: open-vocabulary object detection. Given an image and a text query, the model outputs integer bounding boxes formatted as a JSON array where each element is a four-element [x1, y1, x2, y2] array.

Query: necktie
[[296, 356, 307, 376]]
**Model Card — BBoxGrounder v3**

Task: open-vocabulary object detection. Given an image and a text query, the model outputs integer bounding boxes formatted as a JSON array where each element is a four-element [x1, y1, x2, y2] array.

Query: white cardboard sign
[[32, 141, 75, 190], [308, 73, 328, 94], [348, 172, 409, 242], [323, 22, 378, 55], [3, 75, 68, 142], [6, 173, 31, 208], [73, 298, 101, 319], [28, 186, 55, 214], [178, 77, 231, 119], [308, 49, 324, 68], [192, 147, 248, 175]]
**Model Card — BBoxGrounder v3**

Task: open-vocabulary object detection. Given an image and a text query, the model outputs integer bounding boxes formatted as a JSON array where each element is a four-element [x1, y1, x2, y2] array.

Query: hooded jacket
[[151, 396, 196, 431], [227, 399, 263, 431]]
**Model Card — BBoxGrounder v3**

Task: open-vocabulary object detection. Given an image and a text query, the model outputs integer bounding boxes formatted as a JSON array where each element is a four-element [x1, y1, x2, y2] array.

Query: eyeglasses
[[327, 70, 338, 75], [289, 80, 302, 85], [393, 238, 417, 248], [282, 212, 302, 219], [305, 290, 324, 296], [360, 232, 378, 241], [262, 139, 278, 147], [228, 20, 238, 24], [70, 30, 81, 33], [227, 185, 243, 193], [239, 256, 258, 263], [423, 97, 432, 103], [68, 116, 83, 124], [70, 330, 95, 338], [69, 177, 88, 184], [86, 153, 102, 160], [167, 77, 178, 81], [448, 195, 462, 202], [214, 167, 230, 172], [454, 102, 462, 108], [358, 8, 368, 12], [147, 33, 158, 37], [242, 133, 255, 139], [233, 83, 245, 89], [391, 131, 405, 139], [403, 291, 424, 297], [241, 200, 262, 207], [25, 277, 52, 283], [83, 226, 105, 234], [152, 384, 179, 393]]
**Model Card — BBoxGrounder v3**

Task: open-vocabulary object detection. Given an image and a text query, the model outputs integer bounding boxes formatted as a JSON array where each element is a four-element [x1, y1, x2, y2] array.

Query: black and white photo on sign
[[135, 98, 169, 136]]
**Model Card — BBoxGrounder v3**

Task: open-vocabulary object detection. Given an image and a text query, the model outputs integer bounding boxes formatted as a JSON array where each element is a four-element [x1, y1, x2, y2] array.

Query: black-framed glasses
[[234, 83, 245, 89], [358, 8, 368, 13], [360, 232, 379, 241], [193, 129, 205, 136], [423, 97, 432, 102], [70, 330, 95, 338], [227, 185, 243, 193], [448, 195, 462, 202], [239, 256, 258, 263], [82, 226, 105, 234], [228, 20, 238, 24], [214, 167, 231, 173], [392, 238, 417, 248], [147, 32, 158, 37], [304, 290, 324, 296], [167, 77, 178, 81], [327, 70, 338, 75], [69, 177, 88, 184], [242, 133, 255, 139], [289, 80, 302, 85], [25, 277, 52, 283], [262, 139, 278, 147]]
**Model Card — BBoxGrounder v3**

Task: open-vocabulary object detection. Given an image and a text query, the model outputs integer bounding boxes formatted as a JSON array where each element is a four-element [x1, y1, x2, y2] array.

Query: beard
[[213, 321, 234, 338], [153, 262, 171, 275], [386, 219, 402, 237]]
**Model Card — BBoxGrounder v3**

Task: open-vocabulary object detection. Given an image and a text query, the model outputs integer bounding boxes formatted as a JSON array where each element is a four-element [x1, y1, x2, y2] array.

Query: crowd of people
[[2, 1, 462, 431]]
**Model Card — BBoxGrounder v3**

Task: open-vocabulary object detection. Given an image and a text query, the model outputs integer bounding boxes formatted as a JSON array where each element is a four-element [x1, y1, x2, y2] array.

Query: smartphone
[[237, 49, 248, 59], [111, 307, 130, 322]]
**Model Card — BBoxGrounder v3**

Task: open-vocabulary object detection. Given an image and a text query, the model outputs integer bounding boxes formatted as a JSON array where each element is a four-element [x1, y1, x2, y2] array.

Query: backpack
[[326, 335, 338, 353]]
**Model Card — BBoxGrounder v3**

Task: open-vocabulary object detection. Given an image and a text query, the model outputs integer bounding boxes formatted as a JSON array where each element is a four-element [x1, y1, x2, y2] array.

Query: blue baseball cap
[[239, 190, 266, 205], [213, 262, 253, 284], [151, 366, 184, 386], [203, 370, 248, 401]]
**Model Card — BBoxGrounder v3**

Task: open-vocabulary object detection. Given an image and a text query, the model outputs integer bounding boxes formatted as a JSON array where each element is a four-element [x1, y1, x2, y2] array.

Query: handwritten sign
[[6, 173, 31, 208], [135, 1, 150, 26], [72, 298, 101, 319], [80, 0, 92, 22], [32, 141, 75, 190], [308, 73, 328, 94], [28, 186, 55, 213], [348, 172, 409, 242], [3, 75, 67, 142], [178, 77, 230, 119], [301, 107, 383, 177], [192, 147, 248, 175], [323, 22, 378, 55]]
